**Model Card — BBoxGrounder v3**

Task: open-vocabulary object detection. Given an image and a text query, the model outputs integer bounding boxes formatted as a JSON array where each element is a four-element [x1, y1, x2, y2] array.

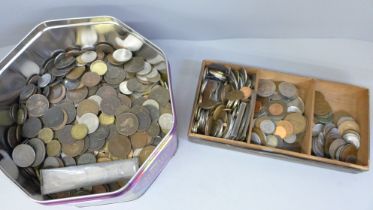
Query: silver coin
[[251, 132, 262, 144], [159, 113, 173, 133], [278, 81, 298, 99], [63, 79, 81, 90], [343, 132, 360, 149], [148, 86, 170, 106], [312, 124, 324, 137], [38, 73, 52, 88], [12, 144, 36, 167], [257, 79, 276, 97], [28, 138, 46, 167], [284, 134, 297, 144], [136, 62, 152, 76], [77, 153, 96, 165], [266, 135, 279, 147], [77, 113, 99, 134], [62, 156, 76, 166], [22, 117, 42, 138], [329, 138, 347, 159], [287, 97, 305, 113], [80, 51, 97, 63], [119, 81, 133, 95], [123, 57, 145, 73], [43, 156, 61, 169], [259, 119, 275, 134], [112, 48, 132, 63]]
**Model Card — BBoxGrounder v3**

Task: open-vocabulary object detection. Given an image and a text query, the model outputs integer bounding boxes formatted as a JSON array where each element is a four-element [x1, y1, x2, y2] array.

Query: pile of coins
[[191, 63, 255, 140], [3, 40, 173, 197], [312, 91, 359, 163], [251, 79, 306, 151]]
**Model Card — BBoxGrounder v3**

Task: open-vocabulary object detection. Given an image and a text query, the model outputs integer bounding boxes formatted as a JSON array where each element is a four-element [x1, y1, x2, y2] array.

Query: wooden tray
[[188, 60, 369, 172]]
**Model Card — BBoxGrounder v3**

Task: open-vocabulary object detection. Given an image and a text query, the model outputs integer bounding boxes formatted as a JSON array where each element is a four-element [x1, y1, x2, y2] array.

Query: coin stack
[[191, 63, 256, 141], [4, 40, 173, 197], [251, 79, 306, 151], [312, 91, 360, 163]]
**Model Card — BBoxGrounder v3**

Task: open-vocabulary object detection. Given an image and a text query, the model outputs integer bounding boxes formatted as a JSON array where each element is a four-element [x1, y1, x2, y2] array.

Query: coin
[[99, 113, 115, 125], [57, 101, 76, 124], [112, 48, 132, 63], [101, 96, 121, 115], [6, 126, 19, 148], [43, 156, 62, 169], [116, 112, 139, 136], [55, 125, 75, 144], [258, 79, 276, 97], [62, 156, 76, 166], [38, 128, 54, 143], [28, 138, 46, 167], [26, 94, 49, 117], [22, 117, 42, 138], [77, 113, 99, 134], [130, 132, 150, 149], [159, 113, 173, 134], [259, 119, 275, 134], [71, 124, 88, 140], [77, 99, 99, 116], [19, 84, 36, 101], [41, 106, 65, 129], [276, 120, 294, 138], [80, 51, 97, 63], [340, 144, 358, 163], [12, 144, 36, 167], [80, 71, 101, 88], [240, 87, 252, 99], [268, 101, 286, 116], [104, 64, 126, 84], [149, 86, 170, 106], [66, 87, 88, 104], [0, 109, 14, 126], [48, 84, 66, 104], [90, 60, 108, 75], [123, 57, 145, 73], [266, 135, 279, 147], [62, 140, 85, 157], [131, 106, 152, 132], [285, 113, 306, 134], [284, 134, 297, 144], [108, 133, 131, 159], [96, 85, 117, 98], [46, 140, 61, 157], [54, 52, 75, 69], [278, 81, 298, 98], [66, 66, 86, 80], [77, 153, 96, 165], [139, 145, 155, 165]]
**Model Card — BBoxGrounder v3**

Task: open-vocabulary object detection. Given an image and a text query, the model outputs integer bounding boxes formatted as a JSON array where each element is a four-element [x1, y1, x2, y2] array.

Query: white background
[[0, 1, 373, 210]]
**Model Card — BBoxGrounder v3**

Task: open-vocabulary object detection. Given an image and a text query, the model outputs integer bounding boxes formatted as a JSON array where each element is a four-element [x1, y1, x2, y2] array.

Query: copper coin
[[240, 87, 252, 99], [66, 66, 86, 80], [130, 132, 150, 149], [41, 106, 65, 129], [96, 85, 117, 98], [268, 101, 285, 116], [62, 140, 85, 157], [116, 112, 139, 136], [48, 84, 66, 104], [77, 99, 100, 116], [81, 72, 102, 87], [57, 101, 76, 124], [108, 133, 131, 159], [139, 145, 155, 165], [22, 117, 42, 138], [66, 87, 88, 104], [101, 96, 121, 115], [26, 94, 49, 117], [55, 125, 75, 144]]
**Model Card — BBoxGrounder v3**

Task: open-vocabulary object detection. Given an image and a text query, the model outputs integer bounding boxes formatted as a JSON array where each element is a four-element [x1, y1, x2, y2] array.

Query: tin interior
[[0, 17, 172, 201]]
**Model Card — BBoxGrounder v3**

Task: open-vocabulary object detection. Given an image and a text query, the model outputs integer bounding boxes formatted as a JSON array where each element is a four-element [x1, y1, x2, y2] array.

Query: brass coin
[[71, 124, 88, 140], [26, 94, 49, 117], [22, 117, 42, 138], [77, 99, 100, 116], [285, 113, 307, 134], [46, 140, 61, 157], [338, 120, 360, 135], [340, 144, 358, 163], [139, 145, 155, 165], [116, 112, 139, 136], [225, 90, 244, 100], [62, 140, 85, 157], [99, 113, 115, 125], [48, 84, 66, 104], [108, 133, 131, 159], [66, 66, 86, 80], [130, 132, 150, 149], [38, 128, 54, 143], [81, 72, 102, 87], [66, 87, 88, 105], [90, 60, 108, 75]]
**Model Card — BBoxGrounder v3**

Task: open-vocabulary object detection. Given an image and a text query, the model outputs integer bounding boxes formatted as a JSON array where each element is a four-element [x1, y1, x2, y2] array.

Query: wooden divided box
[[188, 60, 369, 172]]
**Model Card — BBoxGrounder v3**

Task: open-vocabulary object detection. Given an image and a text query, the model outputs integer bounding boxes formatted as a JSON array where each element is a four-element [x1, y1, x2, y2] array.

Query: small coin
[[130, 132, 150, 149], [108, 133, 132, 159], [38, 128, 54, 143], [12, 144, 36, 167], [259, 119, 276, 134], [77, 99, 99, 116], [77, 153, 96, 165], [278, 81, 298, 98], [62, 140, 85, 157], [116, 112, 139, 136], [139, 145, 155, 165], [26, 94, 49, 117], [55, 125, 75, 144], [159, 113, 173, 134], [90, 60, 108, 75], [22, 117, 42, 138], [276, 120, 294, 138], [274, 125, 287, 139], [66, 87, 88, 105], [268, 101, 286, 116], [147, 121, 160, 137], [258, 79, 276, 97], [284, 134, 297, 144], [99, 113, 115, 125], [46, 139, 61, 157], [225, 90, 244, 100], [77, 113, 99, 134], [266, 135, 279, 147], [71, 124, 89, 140], [91, 185, 109, 194], [81, 72, 101, 87], [28, 138, 46, 167], [101, 96, 121, 115], [112, 48, 132, 63]]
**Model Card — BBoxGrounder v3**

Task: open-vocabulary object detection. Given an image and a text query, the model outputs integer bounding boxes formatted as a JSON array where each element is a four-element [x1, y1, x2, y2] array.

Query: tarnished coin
[[108, 133, 131, 159], [120, 34, 144, 51], [240, 87, 252, 99], [278, 81, 298, 98], [131, 106, 152, 132], [71, 124, 88, 140], [91, 185, 109, 194], [340, 144, 358, 163], [16, 106, 27, 125], [139, 145, 155, 165], [48, 84, 66, 104], [159, 113, 173, 134], [26, 94, 49, 117], [284, 134, 297, 144], [101, 96, 121, 115], [99, 113, 115, 125], [62, 156, 76, 166], [225, 90, 244, 100], [38, 73, 53, 88], [104, 64, 126, 85], [259, 119, 275, 134], [54, 52, 76, 69], [130, 132, 150, 149], [285, 113, 307, 134], [116, 112, 139, 136], [149, 86, 170, 106], [96, 85, 117, 98], [46, 139, 61, 157], [6, 126, 19, 148], [0, 109, 14, 126], [57, 101, 76, 124], [66, 87, 88, 104], [77, 113, 99, 134], [81, 72, 101, 87], [22, 117, 42, 138], [90, 60, 108, 75], [88, 95, 103, 108], [77, 153, 97, 165], [12, 144, 35, 167], [77, 99, 99, 116], [43, 157, 62, 169], [329, 138, 346, 159], [258, 79, 276, 97], [123, 56, 145, 73], [62, 140, 85, 157], [112, 48, 132, 63], [147, 121, 160, 137], [55, 125, 75, 144], [19, 84, 36, 101], [28, 138, 46, 167], [118, 94, 132, 107], [38, 127, 54, 143], [66, 66, 86, 80], [41, 106, 65, 129]]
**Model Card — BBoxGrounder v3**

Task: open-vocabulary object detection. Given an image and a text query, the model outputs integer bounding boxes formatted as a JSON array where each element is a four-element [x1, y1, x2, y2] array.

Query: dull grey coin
[[116, 112, 139, 136], [149, 86, 170, 106], [26, 94, 49, 117], [19, 84, 36, 101], [62, 156, 76, 166], [100, 96, 121, 115], [28, 138, 46, 167], [22, 117, 42, 138], [55, 125, 75, 145], [104, 64, 126, 85], [279, 82, 298, 99], [38, 73, 52, 88], [54, 52, 76, 69], [131, 106, 151, 132], [12, 144, 36, 167], [43, 156, 61, 169], [123, 56, 145, 73], [260, 119, 276, 134], [41, 106, 65, 128], [57, 101, 76, 124], [258, 79, 276, 97], [77, 153, 96, 165]]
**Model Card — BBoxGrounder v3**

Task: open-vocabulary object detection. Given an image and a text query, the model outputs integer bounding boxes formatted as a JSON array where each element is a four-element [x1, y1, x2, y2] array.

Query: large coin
[[41, 106, 65, 129], [257, 79, 276, 97], [101, 96, 121, 115], [77, 153, 96, 165], [278, 81, 298, 99], [22, 117, 42, 138], [62, 140, 85, 157], [66, 87, 88, 104], [108, 133, 131, 159], [55, 125, 75, 144], [81, 72, 101, 87], [285, 113, 307, 134], [12, 144, 35, 167], [28, 138, 46, 167], [26, 94, 49, 117], [77, 99, 99, 116], [116, 112, 139, 136]]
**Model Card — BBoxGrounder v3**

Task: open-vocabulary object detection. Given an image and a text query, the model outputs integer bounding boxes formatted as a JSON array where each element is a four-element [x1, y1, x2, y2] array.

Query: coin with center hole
[[57, 101, 76, 124]]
